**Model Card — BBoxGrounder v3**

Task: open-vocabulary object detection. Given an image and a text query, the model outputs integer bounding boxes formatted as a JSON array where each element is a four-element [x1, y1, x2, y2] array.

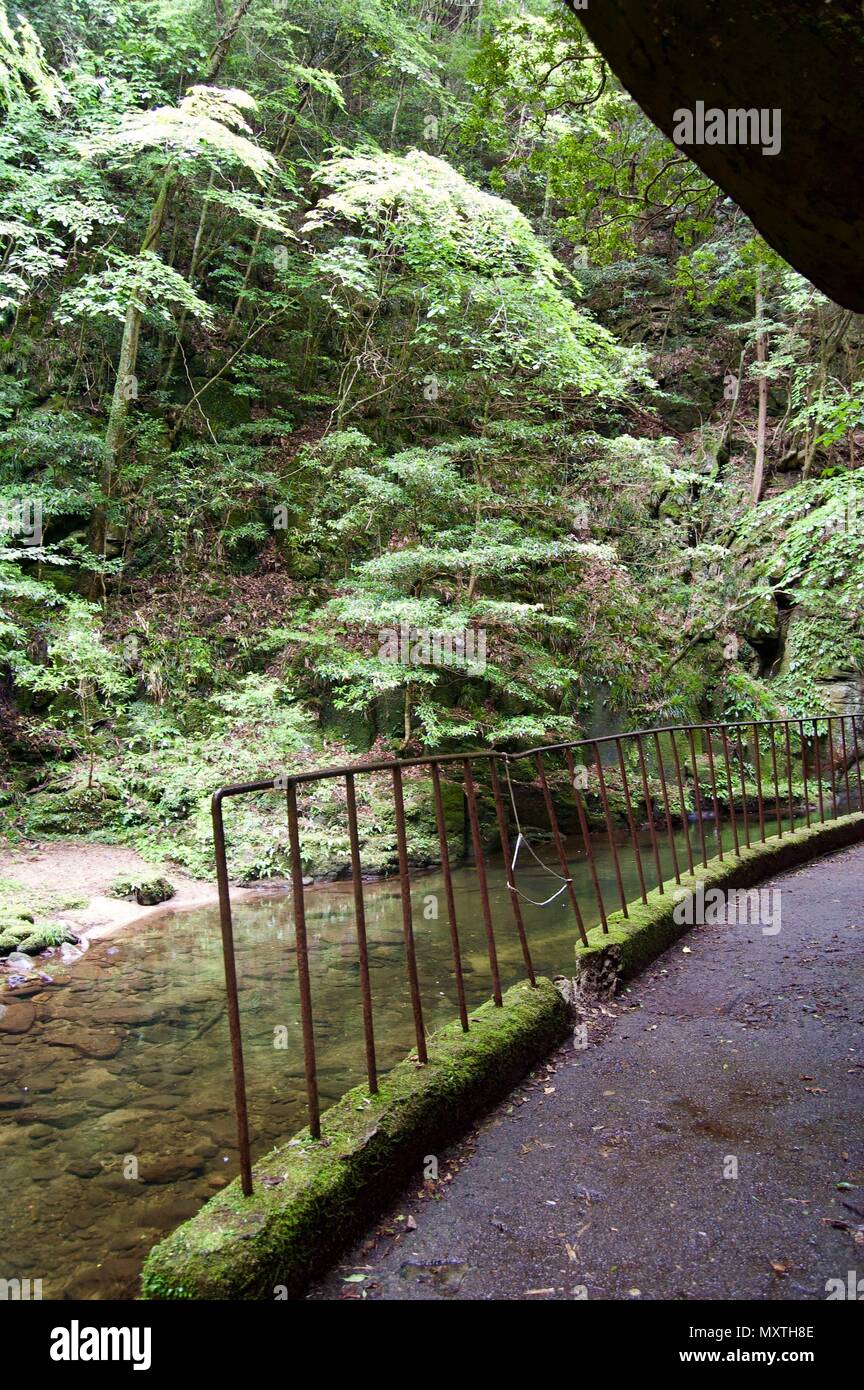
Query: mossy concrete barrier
[[141, 977, 571, 1300], [574, 812, 864, 996]]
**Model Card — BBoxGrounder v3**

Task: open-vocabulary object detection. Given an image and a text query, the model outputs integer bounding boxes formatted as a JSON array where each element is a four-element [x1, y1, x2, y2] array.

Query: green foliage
[[0, 3, 65, 114], [82, 84, 277, 183], [306, 149, 641, 424], [0, 0, 859, 880]]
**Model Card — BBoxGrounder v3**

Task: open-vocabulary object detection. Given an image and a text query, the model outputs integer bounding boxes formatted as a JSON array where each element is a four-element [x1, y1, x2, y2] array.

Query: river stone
[[65, 1159, 103, 1179], [54, 1063, 121, 1094], [27, 1103, 85, 1130], [138, 1155, 205, 1184], [20, 1120, 55, 1138], [185, 1098, 225, 1118], [2, 980, 53, 999], [90, 1003, 164, 1026], [0, 1001, 35, 1034], [204, 1117, 240, 1147], [41, 1019, 125, 1058], [0, 1092, 26, 1108], [140, 1094, 182, 1111], [65, 1257, 141, 1299], [137, 1195, 203, 1228], [137, 1024, 183, 1046], [30, 1157, 69, 1182]]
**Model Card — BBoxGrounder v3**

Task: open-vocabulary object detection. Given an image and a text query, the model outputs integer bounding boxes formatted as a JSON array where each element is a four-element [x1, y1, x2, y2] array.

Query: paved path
[[310, 842, 864, 1301]]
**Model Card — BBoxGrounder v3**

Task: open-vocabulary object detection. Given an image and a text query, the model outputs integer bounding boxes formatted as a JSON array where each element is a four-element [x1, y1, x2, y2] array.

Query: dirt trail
[[310, 842, 864, 1301], [0, 840, 219, 940]]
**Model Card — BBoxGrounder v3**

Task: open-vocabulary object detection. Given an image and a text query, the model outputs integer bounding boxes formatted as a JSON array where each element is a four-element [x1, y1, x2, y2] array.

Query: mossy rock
[[0, 911, 35, 931], [24, 787, 118, 836], [0, 919, 76, 956], [2, 924, 39, 942], [109, 874, 175, 907]]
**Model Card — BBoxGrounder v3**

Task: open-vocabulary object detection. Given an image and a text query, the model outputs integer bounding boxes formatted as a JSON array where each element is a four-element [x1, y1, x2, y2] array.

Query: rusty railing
[[211, 713, 862, 1194]]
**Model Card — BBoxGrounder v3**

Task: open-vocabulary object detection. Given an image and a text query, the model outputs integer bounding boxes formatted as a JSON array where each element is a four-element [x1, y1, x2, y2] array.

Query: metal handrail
[[211, 714, 863, 1194]]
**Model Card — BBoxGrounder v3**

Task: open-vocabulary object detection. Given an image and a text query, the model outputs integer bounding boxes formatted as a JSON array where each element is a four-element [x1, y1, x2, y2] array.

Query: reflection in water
[[0, 815, 814, 1298]]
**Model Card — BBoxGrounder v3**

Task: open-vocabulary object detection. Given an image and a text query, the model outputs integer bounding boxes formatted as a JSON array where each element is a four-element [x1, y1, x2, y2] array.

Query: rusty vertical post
[[719, 727, 740, 857], [345, 773, 378, 1091], [616, 737, 648, 904], [430, 763, 471, 1028], [489, 756, 536, 985], [670, 730, 695, 873], [799, 719, 812, 828], [783, 721, 795, 831], [852, 716, 864, 811], [391, 766, 428, 1060], [839, 717, 853, 813], [826, 718, 839, 819], [652, 731, 680, 883], [812, 719, 825, 823], [735, 729, 752, 848], [212, 792, 253, 1196], [636, 734, 664, 892], [563, 746, 608, 930], [769, 725, 783, 837], [286, 782, 322, 1139], [752, 724, 766, 842], [687, 727, 709, 866], [704, 727, 724, 860], [800, 717, 811, 822], [535, 752, 589, 945], [591, 741, 628, 915], [463, 759, 503, 1004]]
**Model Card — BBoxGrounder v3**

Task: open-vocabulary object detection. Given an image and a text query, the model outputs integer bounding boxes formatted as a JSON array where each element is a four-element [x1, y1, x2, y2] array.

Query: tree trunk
[[88, 177, 169, 591], [89, 0, 254, 588]]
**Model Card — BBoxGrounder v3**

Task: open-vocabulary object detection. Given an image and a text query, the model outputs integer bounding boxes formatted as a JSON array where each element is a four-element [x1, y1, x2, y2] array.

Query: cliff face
[[569, 0, 864, 310]]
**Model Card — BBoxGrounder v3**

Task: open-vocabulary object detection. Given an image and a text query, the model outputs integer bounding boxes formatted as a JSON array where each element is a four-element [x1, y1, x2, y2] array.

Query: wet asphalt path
[[309, 841, 864, 1301]]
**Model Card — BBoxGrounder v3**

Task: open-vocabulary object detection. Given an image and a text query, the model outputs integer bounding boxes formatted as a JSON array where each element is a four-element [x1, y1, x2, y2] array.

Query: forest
[[1, 0, 862, 884]]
